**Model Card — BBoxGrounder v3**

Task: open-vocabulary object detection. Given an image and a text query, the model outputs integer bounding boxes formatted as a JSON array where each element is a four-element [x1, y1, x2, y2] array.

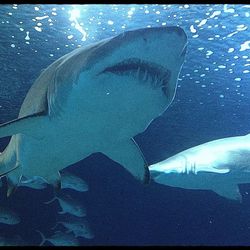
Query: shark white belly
[[150, 134, 250, 202], [0, 26, 187, 195]]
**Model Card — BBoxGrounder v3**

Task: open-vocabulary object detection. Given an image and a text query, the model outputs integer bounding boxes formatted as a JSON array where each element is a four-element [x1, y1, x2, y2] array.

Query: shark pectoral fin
[[6, 163, 22, 197], [0, 112, 46, 139], [212, 183, 242, 202], [102, 138, 150, 184]]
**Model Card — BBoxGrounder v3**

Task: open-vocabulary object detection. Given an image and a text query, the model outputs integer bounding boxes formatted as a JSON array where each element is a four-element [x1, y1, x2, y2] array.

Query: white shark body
[[0, 27, 187, 194], [150, 134, 250, 202]]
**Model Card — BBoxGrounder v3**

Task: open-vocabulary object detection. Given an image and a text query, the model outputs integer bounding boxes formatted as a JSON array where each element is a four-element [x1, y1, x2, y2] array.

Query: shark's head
[[149, 146, 232, 190], [150, 154, 188, 176], [92, 26, 187, 100], [149, 154, 199, 189], [58, 26, 187, 137]]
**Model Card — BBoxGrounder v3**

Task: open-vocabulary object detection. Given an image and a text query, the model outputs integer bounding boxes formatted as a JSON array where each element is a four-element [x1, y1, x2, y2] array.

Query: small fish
[[19, 176, 48, 190], [37, 230, 80, 246], [53, 215, 94, 239], [0, 235, 26, 246], [0, 206, 20, 225], [44, 193, 86, 217], [61, 171, 89, 192], [18, 172, 88, 192]]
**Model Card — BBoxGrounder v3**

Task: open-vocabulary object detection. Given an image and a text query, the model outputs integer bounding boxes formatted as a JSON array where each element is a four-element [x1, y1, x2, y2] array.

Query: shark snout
[[90, 26, 187, 108]]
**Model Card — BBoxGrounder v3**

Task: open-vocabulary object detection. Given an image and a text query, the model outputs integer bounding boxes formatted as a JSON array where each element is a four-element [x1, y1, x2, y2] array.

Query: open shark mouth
[[100, 58, 171, 93]]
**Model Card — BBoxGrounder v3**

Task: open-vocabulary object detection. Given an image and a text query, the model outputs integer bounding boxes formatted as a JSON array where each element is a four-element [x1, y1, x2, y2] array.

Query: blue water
[[0, 3, 250, 246]]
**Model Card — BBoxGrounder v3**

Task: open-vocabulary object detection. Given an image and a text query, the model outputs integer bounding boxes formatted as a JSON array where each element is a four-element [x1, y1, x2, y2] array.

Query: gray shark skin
[[0, 26, 187, 194], [150, 134, 250, 202]]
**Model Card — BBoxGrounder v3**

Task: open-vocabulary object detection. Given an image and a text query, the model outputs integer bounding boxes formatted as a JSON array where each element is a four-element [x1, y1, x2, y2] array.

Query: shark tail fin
[[36, 230, 47, 246]]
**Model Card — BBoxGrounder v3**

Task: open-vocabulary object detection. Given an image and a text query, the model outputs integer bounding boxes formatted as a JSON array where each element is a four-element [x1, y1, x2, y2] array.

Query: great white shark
[[150, 134, 250, 202], [0, 26, 187, 195]]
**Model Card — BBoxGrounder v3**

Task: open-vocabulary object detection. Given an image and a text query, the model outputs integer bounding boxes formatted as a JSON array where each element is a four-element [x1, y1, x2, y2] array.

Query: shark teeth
[[136, 67, 141, 79], [101, 57, 171, 90], [142, 70, 148, 82], [152, 75, 158, 87]]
